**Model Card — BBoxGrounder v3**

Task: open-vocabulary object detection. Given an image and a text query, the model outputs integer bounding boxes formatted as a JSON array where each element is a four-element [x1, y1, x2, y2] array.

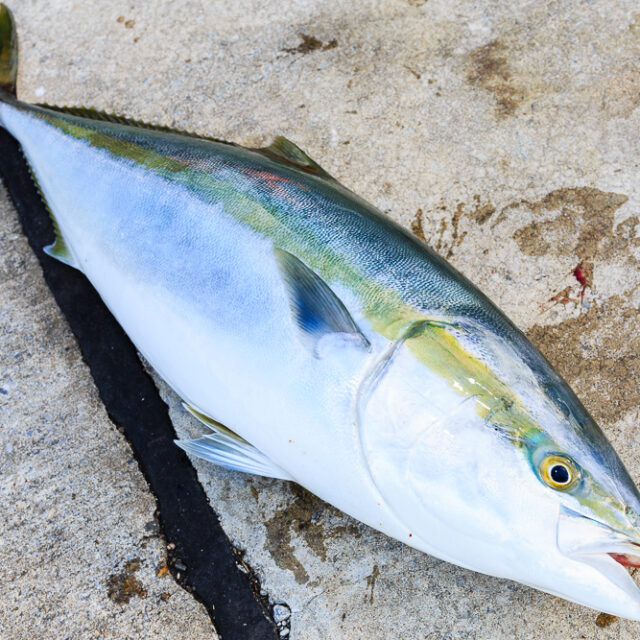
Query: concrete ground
[[2, 0, 640, 638]]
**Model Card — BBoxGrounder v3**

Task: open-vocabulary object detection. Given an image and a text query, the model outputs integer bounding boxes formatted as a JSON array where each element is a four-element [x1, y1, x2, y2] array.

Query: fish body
[[3, 5, 640, 619]]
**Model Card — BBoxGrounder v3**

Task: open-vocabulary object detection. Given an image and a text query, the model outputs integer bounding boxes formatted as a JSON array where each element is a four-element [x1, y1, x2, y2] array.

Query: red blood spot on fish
[[610, 552, 640, 567]]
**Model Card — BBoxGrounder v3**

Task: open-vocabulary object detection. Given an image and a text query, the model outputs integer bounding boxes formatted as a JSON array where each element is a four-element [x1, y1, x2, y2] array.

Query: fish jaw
[[550, 506, 640, 619]]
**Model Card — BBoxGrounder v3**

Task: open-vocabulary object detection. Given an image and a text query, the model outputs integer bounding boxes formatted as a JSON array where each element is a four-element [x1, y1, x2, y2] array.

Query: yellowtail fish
[[2, 4, 640, 619]]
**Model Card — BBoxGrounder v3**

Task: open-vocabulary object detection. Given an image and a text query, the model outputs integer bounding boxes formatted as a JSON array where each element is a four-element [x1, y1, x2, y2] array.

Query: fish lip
[[557, 506, 640, 562], [557, 506, 640, 607]]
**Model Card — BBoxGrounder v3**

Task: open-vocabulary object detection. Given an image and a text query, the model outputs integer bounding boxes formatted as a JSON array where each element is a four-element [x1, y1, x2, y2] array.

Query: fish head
[[359, 319, 640, 618], [514, 394, 640, 619]]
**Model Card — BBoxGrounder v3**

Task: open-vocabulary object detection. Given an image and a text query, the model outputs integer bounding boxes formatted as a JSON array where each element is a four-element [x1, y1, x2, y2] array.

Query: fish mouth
[[557, 506, 640, 568], [557, 506, 640, 615], [610, 551, 640, 568]]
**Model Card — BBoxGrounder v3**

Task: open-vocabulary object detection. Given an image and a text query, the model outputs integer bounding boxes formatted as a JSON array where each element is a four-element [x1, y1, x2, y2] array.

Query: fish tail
[[0, 3, 17, 97]]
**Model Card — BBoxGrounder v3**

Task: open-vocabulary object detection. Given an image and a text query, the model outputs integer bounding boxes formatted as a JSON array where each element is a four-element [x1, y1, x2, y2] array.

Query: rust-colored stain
[[283, 34, 338, 55], [156, 564, 170, 578], [467, 40, 525, 116], [107, 558, 147, 604], [264, 484, 361, 584], [595, 612, 617, 628], [547, 286, 572, 308], [116, 16, 135, 29], [411, 208, 427, 242], [447, 203, 468, 258]]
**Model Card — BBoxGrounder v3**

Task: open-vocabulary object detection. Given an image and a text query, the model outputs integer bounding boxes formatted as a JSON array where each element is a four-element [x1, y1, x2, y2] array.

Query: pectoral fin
[[274, 248, 370, 355], [177, 403, 293, 480]]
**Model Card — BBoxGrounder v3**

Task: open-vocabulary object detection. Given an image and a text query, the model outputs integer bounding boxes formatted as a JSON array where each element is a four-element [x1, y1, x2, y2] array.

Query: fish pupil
[[550, 464, 569, 484]]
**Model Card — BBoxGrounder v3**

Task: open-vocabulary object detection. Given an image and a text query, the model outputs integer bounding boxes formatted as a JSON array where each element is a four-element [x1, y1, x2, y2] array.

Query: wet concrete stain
[[411, 208, 427, 242], [470, 195, 496, 225], [283, 34, 338, 55], [467, 39, 525, 116], [431, 217, 448, 253], [106, 558, 147, 604], [527, 295, 640, 426], [447, 203, 468, 258], [512, 188, 629, 259], [494, 188, 640, 427], [264, 484, 360, 584], [411, 198, 494, 256], [365, 564, 380, 604]]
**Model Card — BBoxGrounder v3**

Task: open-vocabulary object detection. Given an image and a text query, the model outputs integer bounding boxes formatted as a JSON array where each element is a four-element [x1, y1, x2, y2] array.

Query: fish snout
[[555, 506, 640, 619], [557, 506, 640, 566]]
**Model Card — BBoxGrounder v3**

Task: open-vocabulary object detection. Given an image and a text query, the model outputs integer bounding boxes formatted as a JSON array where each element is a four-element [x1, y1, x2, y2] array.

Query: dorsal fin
[[34, 107, 335, 183], [257, 136, 335, 181], [34, 103, 235, 146], [274, 248, 369, 355]]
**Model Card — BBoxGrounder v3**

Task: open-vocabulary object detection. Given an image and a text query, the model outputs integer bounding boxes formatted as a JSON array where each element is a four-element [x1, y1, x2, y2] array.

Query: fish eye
[[539, 454, 580, 491], [551, 464, 569, 484]]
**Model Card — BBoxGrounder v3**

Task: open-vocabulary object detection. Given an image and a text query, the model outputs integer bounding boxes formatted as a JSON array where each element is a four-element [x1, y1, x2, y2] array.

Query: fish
[[2, 4, 640, 620]]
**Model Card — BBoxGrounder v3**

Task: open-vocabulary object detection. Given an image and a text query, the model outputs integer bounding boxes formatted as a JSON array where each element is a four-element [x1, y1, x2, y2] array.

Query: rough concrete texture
[[3, 0, 640, 638]]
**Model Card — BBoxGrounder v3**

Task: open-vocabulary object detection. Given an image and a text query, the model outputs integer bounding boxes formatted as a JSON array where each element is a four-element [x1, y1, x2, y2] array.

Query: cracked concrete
[[3, 0, 640, 638]]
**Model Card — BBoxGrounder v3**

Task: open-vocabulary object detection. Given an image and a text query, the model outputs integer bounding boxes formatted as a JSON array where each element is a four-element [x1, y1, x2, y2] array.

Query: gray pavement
[[2, 1, 640, 638]]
